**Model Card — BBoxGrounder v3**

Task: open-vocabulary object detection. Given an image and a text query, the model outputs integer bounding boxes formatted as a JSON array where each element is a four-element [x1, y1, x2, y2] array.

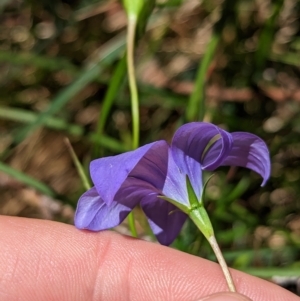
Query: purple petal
[[221, 132, 271, 186], [90, 140, 168, 206], [74, 187, 137, 231], [201, 130, 233, 171], [172, 122, 233, 171], [116, 176, 161, 204], [162, 148, 196, 206], [141, 195, 187, 245], [128, 140, 169, 189], [171, 122, 232, 197]]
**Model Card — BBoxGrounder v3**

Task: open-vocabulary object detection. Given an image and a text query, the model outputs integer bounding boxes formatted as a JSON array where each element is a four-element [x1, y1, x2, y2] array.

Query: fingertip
[[196, 292, 253, 301]]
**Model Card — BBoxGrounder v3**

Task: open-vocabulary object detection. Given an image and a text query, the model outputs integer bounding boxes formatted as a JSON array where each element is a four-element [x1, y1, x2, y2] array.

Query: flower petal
[[141, 195, 187, 245], [74, 187, 136, 231], [201, 130, 233, 171], [220, 132, 271, 186], [162, 149, 194, 206], [90, 140, 168, 206], [128, 140, 169, 189], [171, 122, 232, 197], [172, 122, 233, 170]]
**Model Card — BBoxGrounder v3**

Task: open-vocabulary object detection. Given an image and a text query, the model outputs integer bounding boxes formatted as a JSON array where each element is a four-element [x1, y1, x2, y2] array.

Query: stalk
[[126, 15, 140, 237], [208, 235, 236, 292], [127, 16, 140, 150], [189, 206, 236, 292]]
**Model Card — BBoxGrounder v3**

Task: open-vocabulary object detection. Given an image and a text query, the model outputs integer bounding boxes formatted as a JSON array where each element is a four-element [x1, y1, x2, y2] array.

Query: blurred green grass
[[0, 0, 300, 286]]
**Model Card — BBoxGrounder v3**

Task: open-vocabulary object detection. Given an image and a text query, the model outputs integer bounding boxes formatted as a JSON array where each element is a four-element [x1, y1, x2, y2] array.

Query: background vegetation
[[0, 0, 299, 294]]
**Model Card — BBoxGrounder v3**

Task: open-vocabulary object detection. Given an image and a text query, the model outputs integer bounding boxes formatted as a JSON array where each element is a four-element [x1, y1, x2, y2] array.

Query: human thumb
[[196, 292, 253, 301]]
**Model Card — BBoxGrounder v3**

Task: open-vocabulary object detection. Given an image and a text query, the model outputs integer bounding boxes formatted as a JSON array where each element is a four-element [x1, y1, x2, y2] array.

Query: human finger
[[196, 292, 253, 301], [0, 216, 298, 301]]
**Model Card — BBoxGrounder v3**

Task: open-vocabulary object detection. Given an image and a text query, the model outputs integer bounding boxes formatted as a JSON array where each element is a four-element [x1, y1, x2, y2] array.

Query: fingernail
[[196, 292, 253, 301]]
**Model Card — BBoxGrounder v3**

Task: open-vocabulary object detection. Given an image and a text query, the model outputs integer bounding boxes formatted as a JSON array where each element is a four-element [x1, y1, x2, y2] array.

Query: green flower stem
[[127, 15, 140, 150], [189, 206, 236, 292], [186, 173, 236, 290], [126, 15, 140, 237], [164, 175, 237, 292]]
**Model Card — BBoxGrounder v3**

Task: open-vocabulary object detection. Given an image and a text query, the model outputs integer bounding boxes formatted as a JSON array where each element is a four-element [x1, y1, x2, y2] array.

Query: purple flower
[[75, 122, 270, 245]]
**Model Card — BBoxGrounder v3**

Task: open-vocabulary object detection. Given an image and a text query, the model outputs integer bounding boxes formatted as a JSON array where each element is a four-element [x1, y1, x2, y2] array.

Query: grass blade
[[13, 32, 126, 144], [0, 50, 77, 73], [0, 161, 56, 197], [65, 138, 91, 191], [0, 107, 129, 153], [186, 32, 219, 122], [240, 267, 300, 278], [92, 54, 127, 158]]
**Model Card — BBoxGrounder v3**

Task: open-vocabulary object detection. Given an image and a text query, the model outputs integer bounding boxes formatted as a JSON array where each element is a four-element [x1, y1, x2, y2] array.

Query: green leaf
[[65, 138, 91, 191], [254, 0, 284, 78], [136, 0, 156, 39], [200, 174, 215, 204], [0, 50, 77, 73], [0, 107, 129, 153], [186, 175, 214, 240], [186, 175, 200, 208], [240, 267, 300, 278], [13, 33, 126, 145], [158, 195, 188, 214], [0, 161, 56, 197], [92, 55, 127, 158], [189, 206, 214, 240], [186, 32, 219, 122]]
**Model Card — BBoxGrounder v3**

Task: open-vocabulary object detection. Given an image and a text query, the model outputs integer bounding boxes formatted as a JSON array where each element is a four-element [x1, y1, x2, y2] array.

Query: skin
[[0, 216, 299, 301]]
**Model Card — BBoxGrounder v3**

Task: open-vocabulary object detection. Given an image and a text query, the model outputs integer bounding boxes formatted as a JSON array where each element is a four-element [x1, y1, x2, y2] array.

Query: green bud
[[122, 0, 144, 19]]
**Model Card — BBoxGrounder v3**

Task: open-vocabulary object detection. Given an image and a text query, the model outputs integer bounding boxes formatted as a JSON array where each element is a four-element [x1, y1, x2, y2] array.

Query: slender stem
[[208, 235, 236, 292], [186, 175, 235, 291], [65, 138, 91, 191], [127, 16, 140, 150], [126, 15, 140, 237], [189, 206, 236, 291]]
